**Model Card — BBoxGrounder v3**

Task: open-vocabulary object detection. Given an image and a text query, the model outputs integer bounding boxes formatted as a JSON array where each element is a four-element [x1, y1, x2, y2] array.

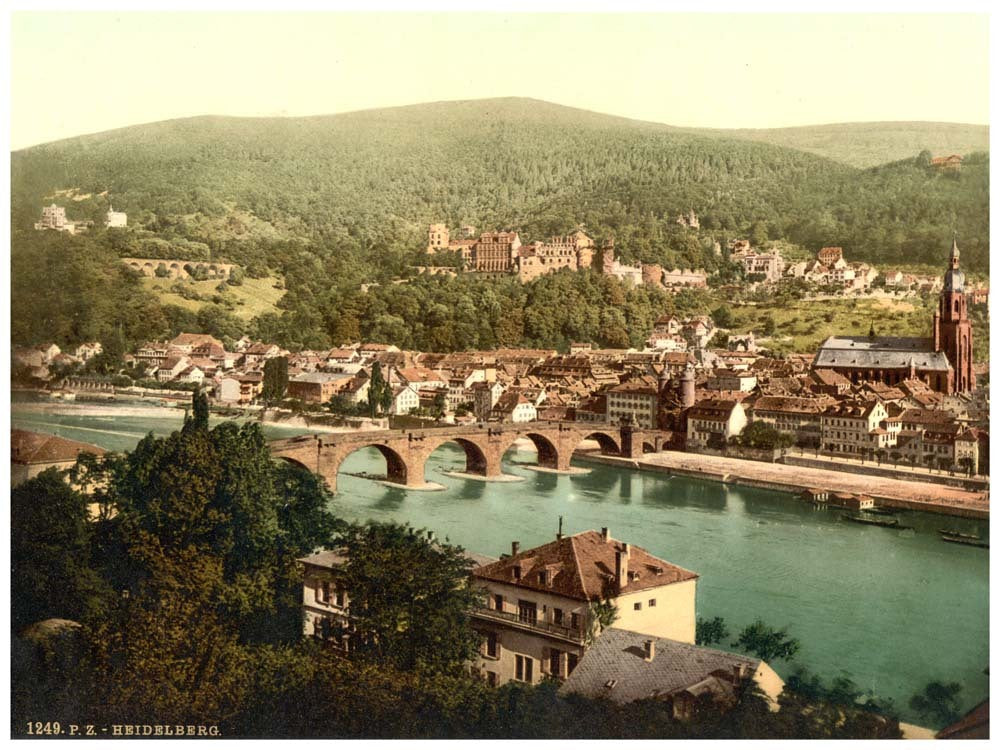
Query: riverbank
[[11, 398, 361, 436], [577, 451, 989, 520]]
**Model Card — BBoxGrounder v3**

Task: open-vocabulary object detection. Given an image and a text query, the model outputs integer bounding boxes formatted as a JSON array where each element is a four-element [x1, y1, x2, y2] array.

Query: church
[[813, 239, 976, 394]]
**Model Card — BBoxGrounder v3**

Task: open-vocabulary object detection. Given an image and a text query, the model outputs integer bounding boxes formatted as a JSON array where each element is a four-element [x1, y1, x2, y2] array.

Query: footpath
[[579, 450, 989, 519]]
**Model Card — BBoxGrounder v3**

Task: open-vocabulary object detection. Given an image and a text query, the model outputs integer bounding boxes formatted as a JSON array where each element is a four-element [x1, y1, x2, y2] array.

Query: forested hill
[[706, 121, 989, 169], [12, 97, 988, 274]]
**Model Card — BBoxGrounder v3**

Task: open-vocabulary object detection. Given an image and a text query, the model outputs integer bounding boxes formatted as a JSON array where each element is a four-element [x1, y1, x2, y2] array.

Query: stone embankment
[[579, 450, 988, 519]]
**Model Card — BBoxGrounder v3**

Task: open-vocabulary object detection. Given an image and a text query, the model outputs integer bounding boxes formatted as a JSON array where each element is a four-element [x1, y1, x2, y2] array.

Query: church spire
[[950, 234, 960, 269]]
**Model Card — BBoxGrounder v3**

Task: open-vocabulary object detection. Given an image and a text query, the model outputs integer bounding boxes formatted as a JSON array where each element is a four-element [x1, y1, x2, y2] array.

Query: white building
[[105, 206, 127, 228], [686, 399, 748, 448]]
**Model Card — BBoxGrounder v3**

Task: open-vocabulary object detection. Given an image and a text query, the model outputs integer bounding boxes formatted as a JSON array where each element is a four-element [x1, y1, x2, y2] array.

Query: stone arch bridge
[[269, 421, 670, 492]]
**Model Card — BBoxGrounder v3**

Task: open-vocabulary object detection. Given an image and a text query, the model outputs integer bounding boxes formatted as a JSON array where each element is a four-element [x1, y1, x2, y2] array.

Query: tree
[[585, 599, 619, 646], [732, 619, 800, 663], [909, 681, 963, 728], [334, 522, 484, 675], [262, 356, 289, 405], [367, 362, 392, 418], [188, 386, 210, 430], [105, 419, 338, 642], [696, 616, 730, 646], [711, 305, 735, 329], [11, 469, 111, 631]]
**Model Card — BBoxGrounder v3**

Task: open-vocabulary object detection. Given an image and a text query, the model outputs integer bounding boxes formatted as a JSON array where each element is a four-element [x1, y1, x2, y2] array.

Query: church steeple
[[943, 235, 966, 292], [935, 235, 974, 393]]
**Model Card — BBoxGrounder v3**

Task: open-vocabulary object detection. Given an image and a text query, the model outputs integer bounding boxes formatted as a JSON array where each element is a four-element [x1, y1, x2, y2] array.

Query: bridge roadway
[[269, 420, 670, 492]]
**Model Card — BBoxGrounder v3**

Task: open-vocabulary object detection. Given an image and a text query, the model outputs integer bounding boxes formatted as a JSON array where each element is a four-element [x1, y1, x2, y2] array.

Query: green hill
[[10, 97, 989, 352], [703, 121, 989, 169]]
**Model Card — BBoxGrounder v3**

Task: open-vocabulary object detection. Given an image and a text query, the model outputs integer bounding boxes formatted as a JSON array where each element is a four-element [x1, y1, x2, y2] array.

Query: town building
[[750, 396, 831, 448], [105, 206, 127, 228], [34, 204, 70, 232], [817, 246, 843, 266], [470, 529, 698, 687], [288, 372, 353, 404], [813, 239, 975, 394], [558, 628, 783, 718], [606, 378, 660, 428], [736, 249, 785, 283], [11, 429, 107, 487], [819, 401, 900, 456], [491, 391, 538, 423], [686, 399, 748, 448]]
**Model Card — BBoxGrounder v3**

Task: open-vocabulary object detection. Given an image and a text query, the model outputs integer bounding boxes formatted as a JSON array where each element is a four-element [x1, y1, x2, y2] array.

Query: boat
[[863, 507, 899, 517], [937, 529, 981, 541], [841, 514, 910, 529], [939, 533, 989, 549]]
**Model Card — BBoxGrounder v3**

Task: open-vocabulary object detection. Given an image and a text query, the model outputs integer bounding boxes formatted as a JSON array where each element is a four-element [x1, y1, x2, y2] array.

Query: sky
[[8, 11, 991, 150]]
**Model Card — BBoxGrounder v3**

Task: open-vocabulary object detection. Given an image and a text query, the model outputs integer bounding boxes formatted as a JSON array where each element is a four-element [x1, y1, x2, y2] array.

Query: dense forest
[[9, 98, 989, 351]]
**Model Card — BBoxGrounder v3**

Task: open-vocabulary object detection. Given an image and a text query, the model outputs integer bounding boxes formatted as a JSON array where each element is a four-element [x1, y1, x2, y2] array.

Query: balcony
[[472, 606, 585, 644]]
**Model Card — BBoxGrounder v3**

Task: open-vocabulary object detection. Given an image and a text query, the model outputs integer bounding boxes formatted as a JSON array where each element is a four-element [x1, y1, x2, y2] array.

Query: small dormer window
[[538, 571, 548, 586], [513, 566, 521, 581]]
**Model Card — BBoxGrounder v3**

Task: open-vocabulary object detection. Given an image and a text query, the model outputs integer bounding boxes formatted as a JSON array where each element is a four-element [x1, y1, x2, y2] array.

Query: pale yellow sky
[[10, 12, 990, 150]]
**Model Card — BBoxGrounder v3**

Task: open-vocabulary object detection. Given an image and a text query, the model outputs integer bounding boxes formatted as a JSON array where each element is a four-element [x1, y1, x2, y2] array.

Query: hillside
[[10, 97, 990, 352], [707, 121, 990, 169]]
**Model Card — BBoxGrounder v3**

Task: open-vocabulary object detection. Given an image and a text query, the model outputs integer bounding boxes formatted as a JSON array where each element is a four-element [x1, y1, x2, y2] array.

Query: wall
[[612, 579, 697, 644]]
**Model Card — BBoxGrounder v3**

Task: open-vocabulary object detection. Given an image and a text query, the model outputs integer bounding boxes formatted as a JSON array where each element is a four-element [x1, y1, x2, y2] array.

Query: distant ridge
[[15, 97, 987, 169]]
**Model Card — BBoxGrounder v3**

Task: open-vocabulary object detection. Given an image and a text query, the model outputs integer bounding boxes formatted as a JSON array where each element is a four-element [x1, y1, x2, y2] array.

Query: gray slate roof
[[814, 336, 951, 372], [558, 628, 759, 705]]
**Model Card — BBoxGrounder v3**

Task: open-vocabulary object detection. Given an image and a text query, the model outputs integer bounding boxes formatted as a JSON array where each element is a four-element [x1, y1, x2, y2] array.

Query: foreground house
[[11, 429, 106, 487], [558, 627, 784, 719], [469, 529, 698, 687]]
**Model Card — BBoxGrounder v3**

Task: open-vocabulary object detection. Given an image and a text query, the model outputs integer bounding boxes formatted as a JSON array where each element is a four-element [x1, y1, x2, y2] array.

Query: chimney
[[556, 516, 564, 541], [511, 541, 520, 556], [616, 543, 630, 590], [601, 527, 610, 542], [644, 639, 655, 662], [731, 664, 743, 685]]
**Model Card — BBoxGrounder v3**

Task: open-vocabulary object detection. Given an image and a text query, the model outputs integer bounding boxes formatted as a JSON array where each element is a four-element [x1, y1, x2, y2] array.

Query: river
[[12, 398, 989, 725]]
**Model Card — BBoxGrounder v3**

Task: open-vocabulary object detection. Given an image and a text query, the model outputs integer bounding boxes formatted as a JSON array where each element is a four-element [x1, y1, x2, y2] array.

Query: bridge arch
[[338, 443, 410, 486], [425, 437, 490, 476], [502, 432, 561, 471], [642, 441, 657, 454], [572, 430, 621, 456]]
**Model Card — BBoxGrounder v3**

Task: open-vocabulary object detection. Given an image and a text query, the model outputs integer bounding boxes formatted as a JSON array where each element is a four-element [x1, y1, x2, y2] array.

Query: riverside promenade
[[581, 450, 989, 519]]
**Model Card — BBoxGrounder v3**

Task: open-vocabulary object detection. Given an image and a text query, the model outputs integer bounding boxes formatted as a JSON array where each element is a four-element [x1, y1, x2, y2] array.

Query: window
[[648, 599, 657, 607], [634, 602, 642, 611], [549, 649, 562, 678], [515, 655, 534, 683], [493, 594, 503, 612], [571, 612, 580, 630], [317, 581, 331, 604], [518, 600, 538, 625], [485, 632, 499, 658], [538, 570, 548, 585], [486, 671, 498, 687], [513, 566, 522, 580], [335, 588, 346, 608], [553, 608, 564, 625]]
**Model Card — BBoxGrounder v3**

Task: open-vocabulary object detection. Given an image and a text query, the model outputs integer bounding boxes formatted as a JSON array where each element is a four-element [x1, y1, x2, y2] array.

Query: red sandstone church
[[813, 239, 976, 394]]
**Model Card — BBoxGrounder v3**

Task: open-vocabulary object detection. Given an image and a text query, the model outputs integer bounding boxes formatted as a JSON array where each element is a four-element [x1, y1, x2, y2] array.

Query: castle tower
[[933, 237, 975, 393], [427, 223, 449, 254], [680, 363, 696, 409], [601, 237, 616, 275]]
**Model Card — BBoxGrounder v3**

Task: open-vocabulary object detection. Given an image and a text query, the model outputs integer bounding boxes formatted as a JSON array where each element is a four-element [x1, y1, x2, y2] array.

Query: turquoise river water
[[12, 399, 989, 724]]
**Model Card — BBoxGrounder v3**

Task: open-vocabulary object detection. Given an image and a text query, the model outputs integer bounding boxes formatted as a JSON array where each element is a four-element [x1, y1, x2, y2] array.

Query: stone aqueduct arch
[[269, 422, 662, 492]]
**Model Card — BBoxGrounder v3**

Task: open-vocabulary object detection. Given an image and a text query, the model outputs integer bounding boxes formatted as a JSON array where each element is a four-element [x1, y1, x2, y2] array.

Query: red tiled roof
[[11, 429, 106, 465], [473, 530, 697, 602]]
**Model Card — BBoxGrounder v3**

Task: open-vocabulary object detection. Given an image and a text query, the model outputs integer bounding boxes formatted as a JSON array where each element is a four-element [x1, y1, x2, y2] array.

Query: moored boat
[[937, 529, 981, 541], [939, 533, 989, 549], [841, 514, 911, 530]]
